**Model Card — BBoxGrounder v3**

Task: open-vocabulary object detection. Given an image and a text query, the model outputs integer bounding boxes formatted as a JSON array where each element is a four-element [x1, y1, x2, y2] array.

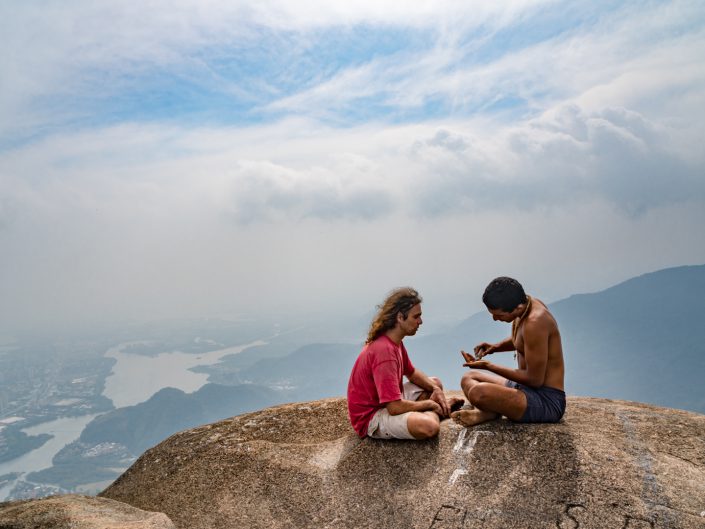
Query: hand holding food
[[473, 342, 494, 359], [460, 350, 476, 364]]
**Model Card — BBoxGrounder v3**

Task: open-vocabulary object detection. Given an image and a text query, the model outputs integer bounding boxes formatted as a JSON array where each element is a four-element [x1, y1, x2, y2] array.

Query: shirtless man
[[451, 277, 566, 427]]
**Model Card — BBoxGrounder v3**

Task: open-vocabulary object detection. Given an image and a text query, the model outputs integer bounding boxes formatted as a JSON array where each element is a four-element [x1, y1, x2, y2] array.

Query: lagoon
[[103, 339, 266, 408]]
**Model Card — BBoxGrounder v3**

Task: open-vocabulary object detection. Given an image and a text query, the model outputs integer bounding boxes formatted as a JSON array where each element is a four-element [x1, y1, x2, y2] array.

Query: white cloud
[[264, 1, 705, 129], [1, 96, 702, 229], [0, 0, 557, 138], [1, 1, 704, 329], [400, 105, 703, 217], [1, 105, 703, 313]]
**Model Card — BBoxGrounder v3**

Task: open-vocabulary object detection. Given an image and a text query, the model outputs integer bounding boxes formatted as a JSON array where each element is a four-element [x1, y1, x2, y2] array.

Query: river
[[0, 338, 266, 500], [0, 414, 98, 500]]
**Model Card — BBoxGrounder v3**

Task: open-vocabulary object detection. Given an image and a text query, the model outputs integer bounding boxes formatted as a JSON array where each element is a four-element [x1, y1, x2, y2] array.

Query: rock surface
[[101, 394, 705, 529], [0, 493, 175, 529]]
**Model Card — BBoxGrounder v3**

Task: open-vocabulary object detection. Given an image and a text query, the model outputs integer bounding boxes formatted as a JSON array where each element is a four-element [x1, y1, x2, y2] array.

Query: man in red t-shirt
[[347, 287, 463, 439]]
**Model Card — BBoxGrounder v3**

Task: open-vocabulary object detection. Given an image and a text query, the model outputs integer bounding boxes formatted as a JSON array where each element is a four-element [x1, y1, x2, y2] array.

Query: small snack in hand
[[460, 350, 475, 364]]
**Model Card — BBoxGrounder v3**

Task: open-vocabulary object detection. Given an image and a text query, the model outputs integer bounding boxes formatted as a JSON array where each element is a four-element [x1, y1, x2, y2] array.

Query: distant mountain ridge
[[80, 383, 280, 454], [411, 264, 705, 413], [225, 264, 705, 414], [550, 264, 705, 411]]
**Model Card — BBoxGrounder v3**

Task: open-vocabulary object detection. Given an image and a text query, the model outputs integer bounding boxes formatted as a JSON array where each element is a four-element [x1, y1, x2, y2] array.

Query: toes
[[450, 411, 468, 425], [450, 399, 465, 412]]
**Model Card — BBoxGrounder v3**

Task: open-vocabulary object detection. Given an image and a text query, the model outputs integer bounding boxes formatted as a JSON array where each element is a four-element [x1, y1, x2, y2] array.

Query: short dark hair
[[482, 277, 527, 312]]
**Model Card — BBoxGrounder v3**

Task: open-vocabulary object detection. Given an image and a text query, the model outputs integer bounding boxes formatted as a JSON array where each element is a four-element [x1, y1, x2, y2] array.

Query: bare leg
[[408, 377, 443, 437], [407, 411, 440, 439], [452, 371, 527, 426], [453, 371, 504, 424], [415, 376, 447, 401], [451, 371, 504, 426], [459, 370, 508, 396]]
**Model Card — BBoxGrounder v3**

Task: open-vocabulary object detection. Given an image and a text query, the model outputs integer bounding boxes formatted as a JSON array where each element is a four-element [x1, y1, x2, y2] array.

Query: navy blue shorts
[[505, 380, 566, 423]]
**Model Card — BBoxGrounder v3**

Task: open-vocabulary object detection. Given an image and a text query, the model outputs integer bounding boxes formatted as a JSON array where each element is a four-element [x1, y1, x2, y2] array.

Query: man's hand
[[462, 350, 492, 370], [463, 360, 491, 370], [474, 342, 495, 359], [423, 399, 444, 416], [460, 350, 476, 364], [429, 387, 450, 417]]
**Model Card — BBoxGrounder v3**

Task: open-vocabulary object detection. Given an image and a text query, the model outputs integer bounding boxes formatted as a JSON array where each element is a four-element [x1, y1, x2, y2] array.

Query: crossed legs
[[451, 371, 527, 427], [407, 377, 465, 439]]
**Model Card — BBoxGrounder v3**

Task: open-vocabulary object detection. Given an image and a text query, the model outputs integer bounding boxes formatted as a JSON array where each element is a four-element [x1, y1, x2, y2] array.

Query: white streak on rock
[[453, 429, 468, 453], [448, 469, 468, 485], [454, 430, 493, 454]]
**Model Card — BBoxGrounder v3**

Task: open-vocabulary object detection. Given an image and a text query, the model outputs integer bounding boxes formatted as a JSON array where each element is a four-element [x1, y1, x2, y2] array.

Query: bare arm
[[466, 320, 548, 387], [386, 398, 441, 416], [407, 368, 449, 416], [407, 368, 439, 393], [474, 336, 515, 358], [386, 368, 447, 416]]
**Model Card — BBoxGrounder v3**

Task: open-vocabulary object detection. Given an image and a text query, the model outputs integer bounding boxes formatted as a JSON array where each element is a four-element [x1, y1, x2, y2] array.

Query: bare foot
[[448, 397, 465, 413], [451, 409, 499, 427]]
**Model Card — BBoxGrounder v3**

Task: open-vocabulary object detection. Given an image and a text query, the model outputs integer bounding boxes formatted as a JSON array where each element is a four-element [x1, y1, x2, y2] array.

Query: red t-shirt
[[346, 335, 416, 437]]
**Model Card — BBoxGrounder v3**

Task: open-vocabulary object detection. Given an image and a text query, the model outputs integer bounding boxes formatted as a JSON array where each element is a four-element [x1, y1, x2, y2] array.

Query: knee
[[460, 372, 477, 392], [468, 384, 492, 408], [430, 376, 443, 390], [409, 414, 440, 440], [417, 417, 440, 439]]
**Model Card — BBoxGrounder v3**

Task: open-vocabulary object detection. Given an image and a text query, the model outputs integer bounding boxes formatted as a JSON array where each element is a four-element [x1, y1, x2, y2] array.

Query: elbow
[[385, 401, 403, 415]]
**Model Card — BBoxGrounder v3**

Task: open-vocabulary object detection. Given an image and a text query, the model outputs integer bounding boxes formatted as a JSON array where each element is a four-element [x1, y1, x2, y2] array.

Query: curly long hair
[[365, 287, 422, 344]]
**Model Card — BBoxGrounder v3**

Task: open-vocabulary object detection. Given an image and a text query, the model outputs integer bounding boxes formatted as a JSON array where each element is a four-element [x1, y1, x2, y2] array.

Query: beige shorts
[[367, 381, 426, 440]]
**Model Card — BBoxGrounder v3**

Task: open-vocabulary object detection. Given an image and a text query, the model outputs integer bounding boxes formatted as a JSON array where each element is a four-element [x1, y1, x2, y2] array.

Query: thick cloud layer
[[409, 105, 704, 217], [1, 1, 704, 330]]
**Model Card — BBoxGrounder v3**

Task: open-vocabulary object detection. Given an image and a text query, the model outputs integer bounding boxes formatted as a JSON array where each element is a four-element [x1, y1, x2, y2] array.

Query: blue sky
[[1, 1, 704, 330], [3, 1, 678, 139]]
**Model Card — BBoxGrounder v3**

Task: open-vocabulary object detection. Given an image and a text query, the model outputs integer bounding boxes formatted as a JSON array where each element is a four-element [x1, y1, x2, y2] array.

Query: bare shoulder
[[526, 299, 557, 331]]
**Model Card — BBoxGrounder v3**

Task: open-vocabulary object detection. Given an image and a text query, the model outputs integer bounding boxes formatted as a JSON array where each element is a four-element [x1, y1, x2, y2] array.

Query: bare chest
[[512, 324, 525, 353]]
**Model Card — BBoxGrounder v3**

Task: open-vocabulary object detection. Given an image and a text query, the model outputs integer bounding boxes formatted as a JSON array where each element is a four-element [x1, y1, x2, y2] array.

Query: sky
[[1, 0, 704, 333]]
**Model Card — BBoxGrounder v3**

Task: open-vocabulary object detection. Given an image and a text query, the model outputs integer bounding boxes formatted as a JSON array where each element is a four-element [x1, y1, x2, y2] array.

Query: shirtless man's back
[[452, 277, 566, 427], [513, 297, 564, 391]]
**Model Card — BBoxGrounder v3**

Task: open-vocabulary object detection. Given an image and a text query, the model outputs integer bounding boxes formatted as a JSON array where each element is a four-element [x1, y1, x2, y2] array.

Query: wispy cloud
[[3, 1, 702, 141], [2, 100, 701, 228], [265, 2, 705, 125], [0, 0, 561, 140]]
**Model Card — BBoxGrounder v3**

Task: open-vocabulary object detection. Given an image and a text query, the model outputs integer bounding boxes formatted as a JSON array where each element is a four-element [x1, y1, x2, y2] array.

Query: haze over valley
[[1, 264, 704, 501]]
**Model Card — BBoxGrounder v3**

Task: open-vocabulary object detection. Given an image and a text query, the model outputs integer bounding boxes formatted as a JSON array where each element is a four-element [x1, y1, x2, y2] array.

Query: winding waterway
[[0, 338, 266, 500], [103, 340, 266, 408], [0, 414, 98, 500]]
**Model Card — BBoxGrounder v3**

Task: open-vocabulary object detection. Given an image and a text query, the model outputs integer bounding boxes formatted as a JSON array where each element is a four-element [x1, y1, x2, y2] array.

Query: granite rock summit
[[93, 394, 705, 529]]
